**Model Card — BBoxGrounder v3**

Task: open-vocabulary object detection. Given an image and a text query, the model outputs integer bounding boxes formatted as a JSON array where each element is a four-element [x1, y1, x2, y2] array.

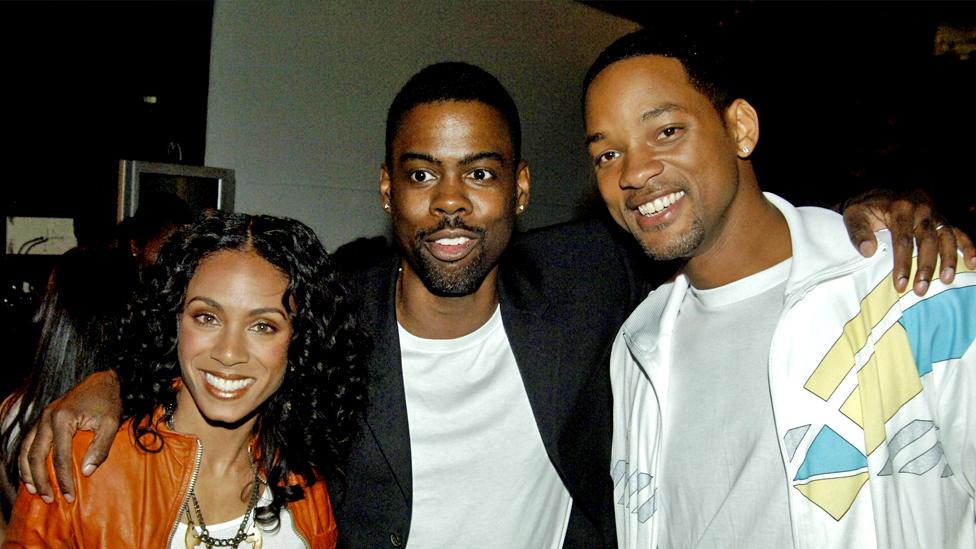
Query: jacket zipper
[[285, 505, 310, 547], [767, 257, 875, 549], [167, 439, 204, 547]]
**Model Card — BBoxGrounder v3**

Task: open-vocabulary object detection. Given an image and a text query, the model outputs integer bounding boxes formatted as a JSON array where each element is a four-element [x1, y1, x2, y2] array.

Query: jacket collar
[[621, 193, 872, 360]]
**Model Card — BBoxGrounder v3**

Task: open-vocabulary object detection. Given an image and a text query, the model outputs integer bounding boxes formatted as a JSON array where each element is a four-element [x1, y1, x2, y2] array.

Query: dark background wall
[[1, 1, 214, 397], [3, 1, 213, 233]]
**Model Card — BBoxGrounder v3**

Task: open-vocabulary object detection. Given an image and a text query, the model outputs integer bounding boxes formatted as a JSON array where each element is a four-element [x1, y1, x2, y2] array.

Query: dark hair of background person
[[332, 235, 392, 276], [384, 61, 523, 170], [0, 247, 137, 517], [117, 191, 195, 267], [119, 210, 370, 528], [582, 27, 735, 117]]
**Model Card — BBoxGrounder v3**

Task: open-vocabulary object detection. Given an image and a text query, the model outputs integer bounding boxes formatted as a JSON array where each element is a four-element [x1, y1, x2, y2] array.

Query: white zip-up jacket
[[611, 193, 976, 549]]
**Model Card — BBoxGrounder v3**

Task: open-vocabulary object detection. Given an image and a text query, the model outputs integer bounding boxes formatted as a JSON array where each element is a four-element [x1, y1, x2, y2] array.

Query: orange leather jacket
[[3, 415, 338, 548]]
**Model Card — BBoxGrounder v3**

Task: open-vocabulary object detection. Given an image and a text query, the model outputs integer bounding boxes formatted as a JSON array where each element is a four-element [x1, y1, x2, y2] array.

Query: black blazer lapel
[[360, 260, 413, 506], [498, 285, 576, 475]]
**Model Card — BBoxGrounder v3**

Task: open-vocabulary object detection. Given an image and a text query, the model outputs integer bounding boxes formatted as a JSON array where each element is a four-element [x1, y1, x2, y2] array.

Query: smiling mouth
[[637, 191, 685, 216], [426, 235, 478, 261], [203, 371, 255, 398]]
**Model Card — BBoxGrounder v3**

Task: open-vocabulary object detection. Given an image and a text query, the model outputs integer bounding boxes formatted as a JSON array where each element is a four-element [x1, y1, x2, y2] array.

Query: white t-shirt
[[170, 487, 305, 548], [399, 305, 572, 548], [660, 259, 794, 548]]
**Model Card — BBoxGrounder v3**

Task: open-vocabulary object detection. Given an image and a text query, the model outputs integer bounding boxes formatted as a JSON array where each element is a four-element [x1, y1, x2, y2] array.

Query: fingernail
[[41, 494, 53, 504], [24, 482, 36, 494], [941, 267, 955, 283], [915, 279, 929, 295], [897, 276, 909, 291], [82, 464, 95, 476], [63, 492, 74, 503], [859, 241, 874, 256]]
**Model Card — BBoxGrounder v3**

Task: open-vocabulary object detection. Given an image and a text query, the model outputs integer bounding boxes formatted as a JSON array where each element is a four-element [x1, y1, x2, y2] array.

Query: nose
[[619, 147, 664, 190], [210, 329, 248, 367], [430, 174, 472, 217]]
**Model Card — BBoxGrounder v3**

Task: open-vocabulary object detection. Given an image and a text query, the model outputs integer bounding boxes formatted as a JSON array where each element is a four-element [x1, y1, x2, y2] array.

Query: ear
[[515, 160, 531, 215], [379, 164, 392, 214], [726, 98, 760, 158]]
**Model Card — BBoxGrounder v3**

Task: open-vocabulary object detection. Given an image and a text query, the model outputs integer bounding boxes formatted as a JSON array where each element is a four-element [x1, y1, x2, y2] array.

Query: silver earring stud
[[741, 146, 751, 154], [517, 204, 525, 212], [383, 203, 391, 211]]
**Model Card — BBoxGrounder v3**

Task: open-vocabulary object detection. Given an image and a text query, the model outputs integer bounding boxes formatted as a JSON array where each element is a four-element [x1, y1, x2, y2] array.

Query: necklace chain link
[[165, 404, 263, 549]]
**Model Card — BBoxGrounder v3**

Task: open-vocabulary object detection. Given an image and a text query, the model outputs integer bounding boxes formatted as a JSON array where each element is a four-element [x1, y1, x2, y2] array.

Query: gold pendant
[[184, 524, 202, 548], [247, 524, 263, 549]]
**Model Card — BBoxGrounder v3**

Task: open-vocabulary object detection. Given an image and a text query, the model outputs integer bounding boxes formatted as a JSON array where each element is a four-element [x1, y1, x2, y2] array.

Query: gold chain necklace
[[165, 406, 265, 549]]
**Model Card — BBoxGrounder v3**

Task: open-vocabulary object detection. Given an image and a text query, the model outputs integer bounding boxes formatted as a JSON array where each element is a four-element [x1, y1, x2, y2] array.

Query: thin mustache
[[416, 216, 485, 239]]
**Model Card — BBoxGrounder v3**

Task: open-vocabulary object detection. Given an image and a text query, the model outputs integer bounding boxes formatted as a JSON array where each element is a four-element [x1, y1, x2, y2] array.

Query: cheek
[[597, 179, 629, 225], [261, 337, 291, 384], [177, 324, 207, 365]]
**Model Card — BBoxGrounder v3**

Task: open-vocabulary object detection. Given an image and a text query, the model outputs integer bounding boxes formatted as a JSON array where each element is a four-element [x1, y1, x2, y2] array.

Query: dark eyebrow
[[459, 151, 505, 167], [640, 103, 686, 122], [585, 132, 605, 147], [186, 296, 287, 319], [399, 152, 439, 165], [187, 296, 223, 310], [586, 104, 687, 147]]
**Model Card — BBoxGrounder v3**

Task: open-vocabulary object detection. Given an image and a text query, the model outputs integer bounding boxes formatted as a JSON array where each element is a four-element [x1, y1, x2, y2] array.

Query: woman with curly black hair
[[5, 211, 368, 548]]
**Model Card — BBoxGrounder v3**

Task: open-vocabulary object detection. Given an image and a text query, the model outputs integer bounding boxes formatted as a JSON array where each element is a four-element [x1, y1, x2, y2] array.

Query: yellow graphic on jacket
[[788, 260, 976, 521]]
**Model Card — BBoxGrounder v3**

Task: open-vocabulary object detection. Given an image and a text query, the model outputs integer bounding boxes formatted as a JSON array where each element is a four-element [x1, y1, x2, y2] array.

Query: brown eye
[[595, 150, 619, 167], [193, 313, 218, 326], [251, 321, 278, 334], [469, 168, 494, 181], [658, 126, 683, 140], [409, 170, 434, 183]]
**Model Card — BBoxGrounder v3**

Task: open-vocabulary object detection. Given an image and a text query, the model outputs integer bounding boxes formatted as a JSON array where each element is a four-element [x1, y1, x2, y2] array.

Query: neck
[[685, 174, 792, 290], [395, 259, 500, 339], [170, 392, 255, 476]]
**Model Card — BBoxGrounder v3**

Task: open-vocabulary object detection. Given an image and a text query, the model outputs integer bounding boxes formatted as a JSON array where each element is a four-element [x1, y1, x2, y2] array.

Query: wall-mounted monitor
[[117, 160, 235, 222]]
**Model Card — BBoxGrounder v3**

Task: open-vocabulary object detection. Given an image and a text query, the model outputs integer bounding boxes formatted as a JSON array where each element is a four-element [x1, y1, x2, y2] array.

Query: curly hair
[[118, 210, 369, 528]]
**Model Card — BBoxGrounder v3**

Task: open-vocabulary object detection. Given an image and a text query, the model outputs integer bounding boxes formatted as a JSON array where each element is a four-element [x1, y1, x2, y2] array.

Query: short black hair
[[583, 28, 735, 115], [385, 62, 522, 169]]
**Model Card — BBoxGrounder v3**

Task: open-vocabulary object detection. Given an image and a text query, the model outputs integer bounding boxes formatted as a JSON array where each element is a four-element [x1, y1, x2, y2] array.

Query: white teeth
[[638, 191, 685, 216], [435, 236, 470, 246], [204, 372, 254, 392]]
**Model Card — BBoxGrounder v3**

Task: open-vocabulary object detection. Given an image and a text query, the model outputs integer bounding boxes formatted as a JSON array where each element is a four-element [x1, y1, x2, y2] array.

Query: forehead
[[189, 250, 288, 297], [392, 101, 514, 160], [585, 55, 715, 125]]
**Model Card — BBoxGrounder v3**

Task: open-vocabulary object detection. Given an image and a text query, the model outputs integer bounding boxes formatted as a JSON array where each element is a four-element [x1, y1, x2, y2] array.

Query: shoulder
[[509, 218, 618, 258]]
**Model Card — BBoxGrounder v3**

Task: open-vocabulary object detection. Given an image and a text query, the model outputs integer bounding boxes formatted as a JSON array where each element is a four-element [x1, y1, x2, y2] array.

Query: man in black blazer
[[333, 62, 640, 548]]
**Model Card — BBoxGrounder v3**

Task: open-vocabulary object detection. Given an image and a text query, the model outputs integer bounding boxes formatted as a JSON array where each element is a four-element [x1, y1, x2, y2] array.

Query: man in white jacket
[[584, 29, 976, 548]]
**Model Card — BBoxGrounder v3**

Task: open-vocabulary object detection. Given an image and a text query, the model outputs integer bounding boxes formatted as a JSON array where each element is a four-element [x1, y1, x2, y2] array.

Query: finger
[[886, 199, 917, 293], [937, 225, 958, 284], [50, 410, 79, 503], [25, 410, 55, 503], [80, 417, 120, 477], [912, 217, 939, 296], [17, 425, 38, 495], [842, 203, 880, 257], [953, 227, 976, 271]]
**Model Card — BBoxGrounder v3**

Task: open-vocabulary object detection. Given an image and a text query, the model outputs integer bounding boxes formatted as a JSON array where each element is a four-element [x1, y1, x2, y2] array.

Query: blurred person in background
[[0, 247, 136, 517]]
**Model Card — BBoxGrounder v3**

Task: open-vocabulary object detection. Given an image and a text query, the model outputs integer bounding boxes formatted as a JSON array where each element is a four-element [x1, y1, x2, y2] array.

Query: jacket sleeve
[[3, 476, 75, 548], [929, 263, 976, 500]]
